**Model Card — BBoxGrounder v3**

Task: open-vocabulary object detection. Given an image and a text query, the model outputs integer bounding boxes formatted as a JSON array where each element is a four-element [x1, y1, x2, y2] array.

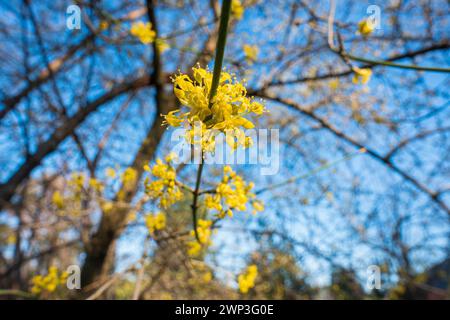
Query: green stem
[[191, 0, 232, 243], [208, 0, 232, 107], [341, 51, 450, 73]]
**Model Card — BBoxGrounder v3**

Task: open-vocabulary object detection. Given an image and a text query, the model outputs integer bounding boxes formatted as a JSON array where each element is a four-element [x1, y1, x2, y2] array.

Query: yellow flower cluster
[[130, 21, 156, 44], [231, 0, 244, 20], [30, 266, 68, 295], [187, 219, 213, 257], [52, 191, 64, 209], [352, 67, 372, 85], [52, 173, 105, 214], [117, 167, 138, 200], [145, 212, 166, 235], [204, 166, 264, 218], [238, 264, 258, 294], [163, 66, 265, 151], [243, 44, 259, 63], [358, 18, 375, 36], [144, 154, 183, 209]]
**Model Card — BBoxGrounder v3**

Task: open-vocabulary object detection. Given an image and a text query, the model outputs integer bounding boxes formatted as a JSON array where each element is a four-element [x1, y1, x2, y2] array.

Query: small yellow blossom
[[99, 21, 109, 31], [156, 38, 170, 52], [89, 178, 104, 192], [231, 0, 244, 20], [30, 266, 68, 296], [52, 191, 64, 209], [243, 44, 259, 63], [358, 18, 375, 36], [145, 212, 166, 235], [130, 21, 156, 44], [101, 201, 114, 213], [144, 158, 183, 209], [187, 219, 213, 257], [105, 167, 116, 178], [252, 200, 264, 214], [122, 167, 137, 186], [238, 264, 258, 294], [329, 79, 340, 90], [164, 66, 265, 152], [163, 110, 183, 127], [202, 272, 213, 283], [352, 67, 372, 85], [205, 166, 259, 218]]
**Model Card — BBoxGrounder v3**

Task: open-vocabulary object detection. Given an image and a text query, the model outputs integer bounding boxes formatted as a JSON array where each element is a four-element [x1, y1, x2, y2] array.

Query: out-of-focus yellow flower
[[30, 266, 68, 296], [187, 219, 213, 257], [52, 191, 64, 209], [122, 167, 137, 186], [329, 79, 340, 90], [358, 18, 375, 36], [231, 0, 244, 20], [99, 20, 109, 31], [156, 38, 170, 52], [105, 167, 116, 178], [202, 272, 213, 283], [145, 212, 166, 235], [89, 178, 104, 192], [352, 67, 372, 84], [238, 264, 258, 293], [101, 201, 114, 213], [144, 158, 183, 209], [130, 21, 156, 44], [252, 200, 264, 214], [204, 166, 261, 218], [243, 44, 259, 63]]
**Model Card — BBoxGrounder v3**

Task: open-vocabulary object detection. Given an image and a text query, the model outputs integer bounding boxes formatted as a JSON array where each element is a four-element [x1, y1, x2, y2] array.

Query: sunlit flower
[[352, 67, 372, 84], [231, 0, 245, 20], [163, 66, 266, 152], [187, 219, 213, 257], [358, 18, 375, 36], [238, 264, 258, 293], [30, 266, 68, 296], [145, 212, 166, 235], [52, 191, 64, 209], [243, 44, 259, 63], [130, 21, 156, 44], [144, 158, 183, 209]]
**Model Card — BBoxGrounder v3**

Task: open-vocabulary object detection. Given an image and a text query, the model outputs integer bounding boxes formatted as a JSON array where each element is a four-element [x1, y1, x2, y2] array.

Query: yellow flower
[[243, 44, 259, 63], [144, 158, 183, 209], [358, 18, 375, 36], [30, 266, 68, 296], [203, 166, 260, 219], [162, 110, 183, 127], [130, 21, 156, 44], [231, 0, 244, 20], [352, 67, 372, 84], [52, 191, 64, 209], [99, 20, 109, 31], [89, 178, 104, 192], [252, 200, 264, 214], [164, 66, 265, 152], [202, 272, 213, 283], [122, 167, 137, 186], [101, 201, 114, 213], [156, 38, 170, 52], [145, 212, 166, 235], [105, 167, 116, 178], [187, 219, 213, 257], [238, 264, 258, 293], [329, 79, 340, 90]]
